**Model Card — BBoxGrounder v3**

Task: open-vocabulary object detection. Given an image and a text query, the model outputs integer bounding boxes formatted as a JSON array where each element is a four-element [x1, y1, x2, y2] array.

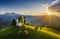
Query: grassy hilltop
[[0, 25, 60, 39]]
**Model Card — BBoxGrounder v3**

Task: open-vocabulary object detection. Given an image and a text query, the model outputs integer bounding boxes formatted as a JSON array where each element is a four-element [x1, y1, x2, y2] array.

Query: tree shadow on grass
[[26, 28, 59, 39], [0, 26, 59, 39]]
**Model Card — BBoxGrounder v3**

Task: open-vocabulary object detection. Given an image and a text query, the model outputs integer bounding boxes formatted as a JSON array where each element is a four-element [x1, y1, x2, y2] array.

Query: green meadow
[[0, 25, 60, 39]]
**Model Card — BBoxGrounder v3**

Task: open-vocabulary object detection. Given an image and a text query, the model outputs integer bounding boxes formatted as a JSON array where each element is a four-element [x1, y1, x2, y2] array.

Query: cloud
[[48, 0, 60, 13]]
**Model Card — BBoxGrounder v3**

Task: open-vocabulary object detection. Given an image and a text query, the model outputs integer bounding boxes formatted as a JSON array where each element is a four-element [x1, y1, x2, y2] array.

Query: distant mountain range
[[0, 13, 60, 29], [27, 15, 60, 26], [0, 13, 21, 28], [26, 15, 60, 29], [0, 13, 20, 21]]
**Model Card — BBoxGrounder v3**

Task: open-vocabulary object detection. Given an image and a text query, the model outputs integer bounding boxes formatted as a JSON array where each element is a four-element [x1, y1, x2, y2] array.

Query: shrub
[[11, 19, 16, 26], [35, 26, 38, 30]]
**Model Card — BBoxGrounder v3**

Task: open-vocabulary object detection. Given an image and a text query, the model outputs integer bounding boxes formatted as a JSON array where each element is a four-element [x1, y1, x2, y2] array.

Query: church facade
[[15, 16, 25, 26]]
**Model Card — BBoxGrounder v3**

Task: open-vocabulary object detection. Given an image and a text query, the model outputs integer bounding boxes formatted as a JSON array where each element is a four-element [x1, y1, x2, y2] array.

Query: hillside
[[0, 13, 60, 30], [0, 13, 60, 27], [26, 15, 60, 31], [0, 25, 60, 39], [26, 15, 60, 26], [0, 13, 20, 28]]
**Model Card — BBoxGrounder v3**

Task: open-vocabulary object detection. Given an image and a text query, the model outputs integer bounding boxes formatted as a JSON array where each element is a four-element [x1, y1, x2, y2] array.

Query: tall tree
[[11, 19, 16, 26]]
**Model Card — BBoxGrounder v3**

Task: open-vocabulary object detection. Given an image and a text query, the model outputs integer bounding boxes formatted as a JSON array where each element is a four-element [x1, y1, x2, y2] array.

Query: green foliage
[[18, 16, 22, 22], [35, 26, 38, 30], [41, 24, 45, 27], [20, 26, 29, 37], [24, 16, 26, 24], [11, 19, 16, 26], [26, 23, 30, 25], [0, 25, 60, 39], [40, 24, 45, 29]]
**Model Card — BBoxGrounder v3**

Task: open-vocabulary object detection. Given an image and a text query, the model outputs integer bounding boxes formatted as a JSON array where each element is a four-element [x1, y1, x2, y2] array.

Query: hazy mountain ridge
[[25, 15, 60, 31], [26, 15, 60, 29], [0, 13, 20, 20], [0, 13, 20, 28], [0, 13, 60, 29]]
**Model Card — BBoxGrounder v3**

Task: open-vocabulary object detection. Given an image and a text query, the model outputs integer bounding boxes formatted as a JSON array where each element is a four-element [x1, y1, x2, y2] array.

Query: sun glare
[[46, 6, 54, 15], [47, 12, 53, 15]]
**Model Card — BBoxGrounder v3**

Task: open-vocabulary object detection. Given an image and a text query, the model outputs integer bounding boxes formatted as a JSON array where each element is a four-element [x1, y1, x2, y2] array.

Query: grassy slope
[[0, 25, 60, 39]]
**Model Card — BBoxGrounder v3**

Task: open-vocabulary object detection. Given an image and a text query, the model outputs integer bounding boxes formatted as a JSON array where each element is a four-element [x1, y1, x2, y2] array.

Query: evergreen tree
[[18, 16, 22, 23], [11, 19, 16, 26]]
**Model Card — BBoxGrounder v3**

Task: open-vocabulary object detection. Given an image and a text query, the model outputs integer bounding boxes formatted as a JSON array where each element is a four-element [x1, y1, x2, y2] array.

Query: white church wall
[[16, 19, 22, 26]]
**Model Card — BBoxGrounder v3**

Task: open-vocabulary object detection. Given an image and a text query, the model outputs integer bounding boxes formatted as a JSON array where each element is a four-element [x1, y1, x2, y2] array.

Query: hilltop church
[[15, 16, 26, 26]]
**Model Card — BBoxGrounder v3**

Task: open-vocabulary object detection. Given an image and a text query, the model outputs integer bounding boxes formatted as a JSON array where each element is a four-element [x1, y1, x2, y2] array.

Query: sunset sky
[[0, 0, 60, 16]]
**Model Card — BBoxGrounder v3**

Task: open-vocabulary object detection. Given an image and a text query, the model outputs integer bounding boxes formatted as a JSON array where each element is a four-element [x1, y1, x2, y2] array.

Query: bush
[[40, 24, 45, 29], [19, 26, 29, 39], [35, 26, 38, 30], [11, 19, 16, 26]]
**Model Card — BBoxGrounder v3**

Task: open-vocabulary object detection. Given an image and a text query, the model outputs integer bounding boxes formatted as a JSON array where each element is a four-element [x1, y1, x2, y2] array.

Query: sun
[[46, 6, 53, 15], [47, 12, 53, 15]]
